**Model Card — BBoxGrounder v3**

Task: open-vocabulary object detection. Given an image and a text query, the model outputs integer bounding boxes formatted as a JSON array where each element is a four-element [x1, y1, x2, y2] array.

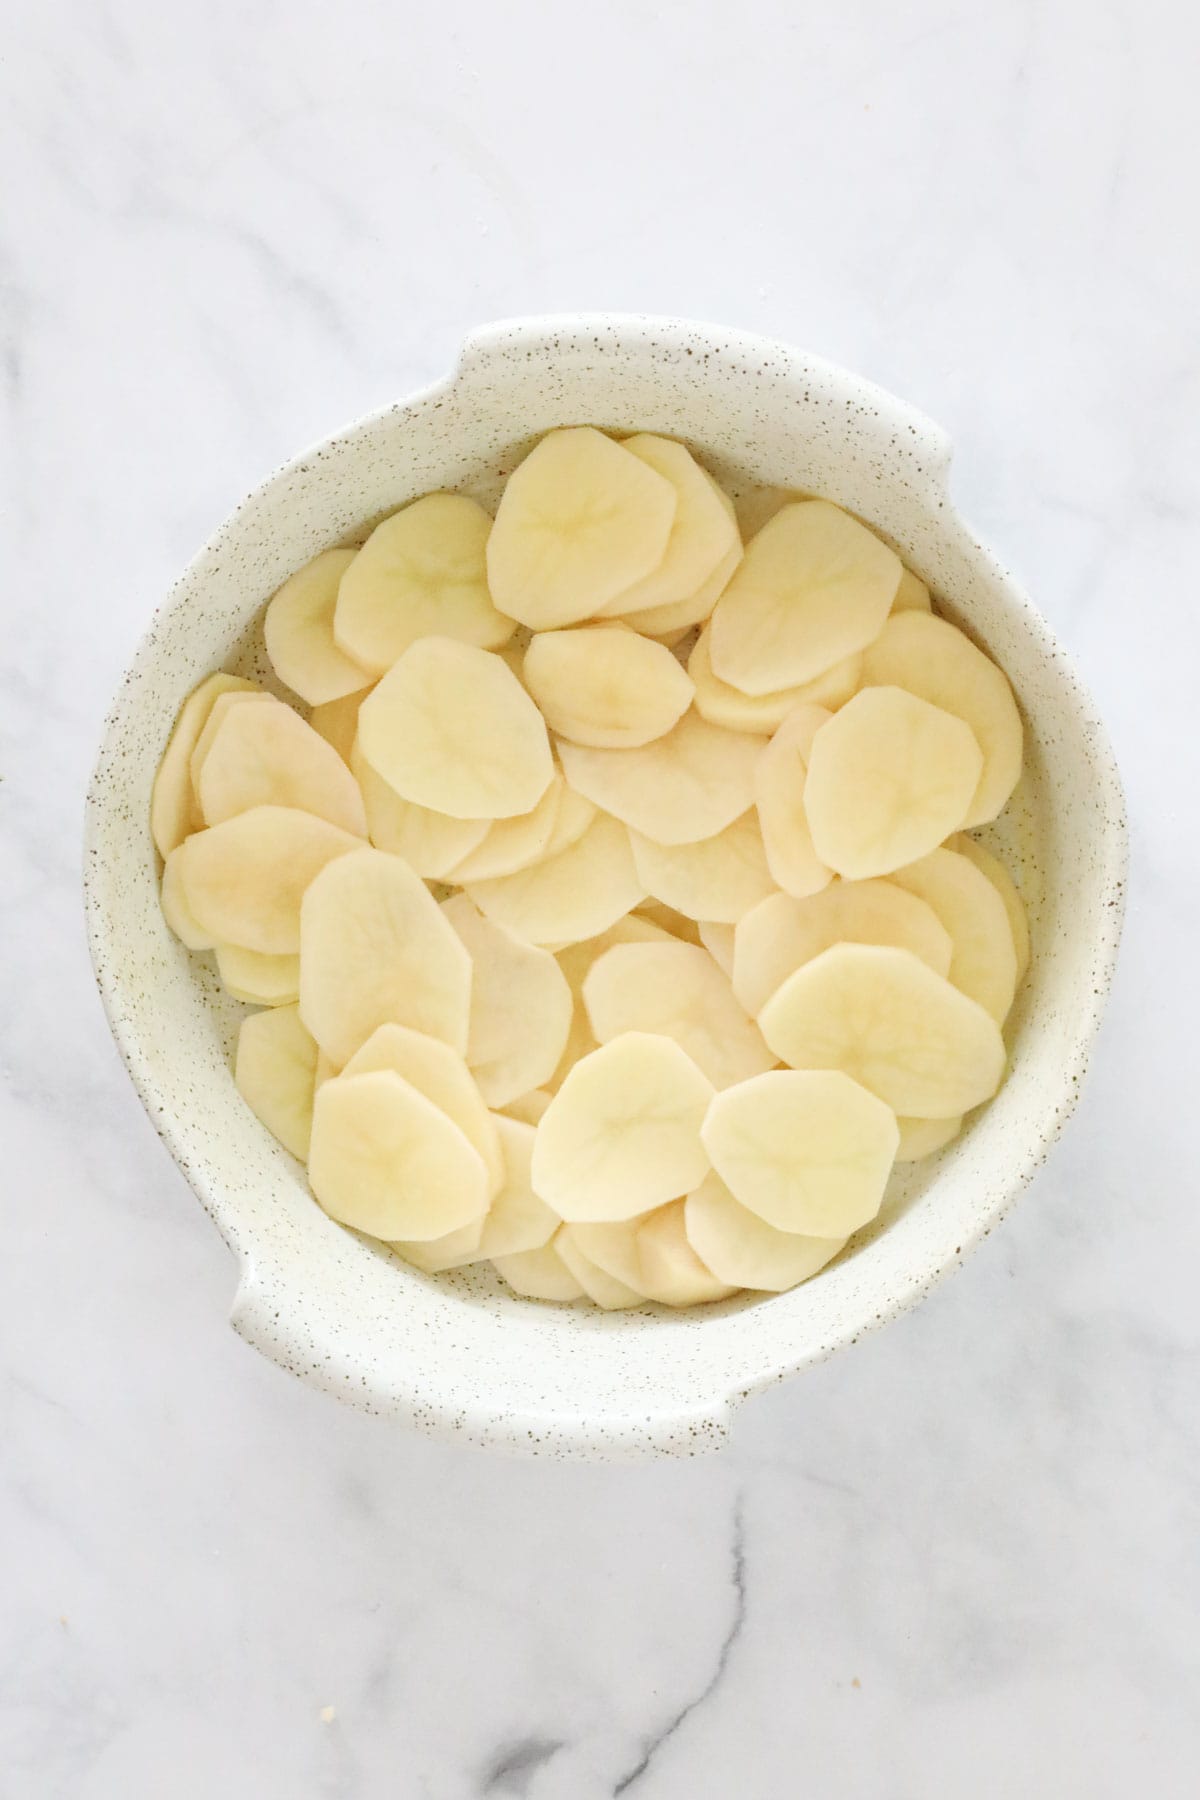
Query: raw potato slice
[[556, 1228, 645, 1310], [476, 1116, 560, 1259], [441, 895, 573, 1106], [685, 1172, 847, 1292], [341, 1022, 504, 1197], [895, 1114, 963, 1161], [179, 806, 361, 954], [540, 784, 597, 859], [582, 941, 775, 1088], [689, 627, 860, 734], [558, 711, 763, 847], [389, 1216, 485, 1275], [493, 1240, 584, 1303], [758, 942, 1007, 1118], [698, 921, 735, 976], [443, 772, 564, 883], [950, 834, 1031, 985], [889, 847, 1018, 1024], [466, 814, 644, 948], [151, 672, 259, 856], [862, 612, 1023, 826], [299, 846, 472, 1066], [308, 1069, 487, 1240], [569, 1219, 644, 1290], [635, 900, 703, 945], [160, 847, 215, 950], [309, 687, 372, 765], [891, 568, 932, 613], [216, 944, 300, 1006], [631, 811, 775, 925], [196, 694, 368, 837], [709, 500, 901, 694], [188, 689, 276, 792], [264, 548, 369, 704], [333, 493, 513, 675], [598, 435, 738, 615], [349, 737, 489, 878], [701, 1068, 898, 1236], [234, 1003, 319, 1161], [486, 427, 677, 628], [754, 704, 834, 899], [522, 626, 694, 749], [636, 1202, 738, 1306], [502, 1089, 553, 1125], [532, 1033, 714, 1222], [622, 537, 742, 637], [803, 687, 982, 878], [358, 637, 553, 820], [731, 880, 954, 1015]]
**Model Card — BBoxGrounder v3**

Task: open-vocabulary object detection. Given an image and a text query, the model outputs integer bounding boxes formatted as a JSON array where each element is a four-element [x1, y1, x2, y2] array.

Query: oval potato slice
[[621, 536, 742, 637], [582, 941, 775, 1088], [684, 1172, 847, 1291], [635, 1202, 739, 1306], [569, 1218, 645, 1291], [441, 895, 573, 1106], [889, 847, 1018, 1024], [523, 626, 694, 749], [492, 1239, 585, 1302], [540, 784, 598, 859], [234, 1003, 319, 1161], [950, 834, 1031, 985], [350, 736, 489, 878], [196, 694, 368, 837], [188, 690, 277, 794], [753, 703, 834, 899], [895, 1114, 963, 1161], [179, 806, 361, 954], [341, 1021, 504, 1197], [216, 944, 301, 1006], [264, 548, 369, 704], [689, 626, 861, 734], [160, 846, 216, 950], [442, 771, 564, 883], [630, 810, 775, 925], [151, 672, 259, 857], [476, 1116, 560, 1259], [598, 435, 738, 616], [557, 710, 763, 847], [466, 813, 645, 949], [556, 1227, 646, 1310], [388, 1215, 486, 1274]]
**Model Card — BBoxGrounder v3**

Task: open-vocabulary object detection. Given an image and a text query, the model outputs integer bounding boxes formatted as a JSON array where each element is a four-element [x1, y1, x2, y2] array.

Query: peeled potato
[[556, 1227, 645, 1310], [804, 687, 982, 878], [264, 548, 369, 704], [532, 1032, 714, 1222], [179, 806, 361, 954], [309, 687, 373, 765], [540, 784, 597, 859], [299, 846, 472, 1066], [308, 1069, 488, 1240], [196, 694, 368, 837], [862, 612, 1023, 826], [441, 895, 573, 1106], [569, 1218, 644, 1291], [388, 1215, 485, 1274], [523, 626, 694, 749], [234, 1003, 319, 1160], [216, 944, 301, 1006], [341, 1021, 504, 1196], [636, 1202, 738, 1306], [622, 536, 742, 638], [333, 493, 513, 675], [889, 847, 1018, 1024], [559, 711, 763, 847], [891, 569, 932, 614], [689, 626, 861, 734], [358, 637, 553, 821], [349, 736, 489, 878], [731, 880, 954, 1015], [753, 704, 834, 899], [895, 1114, 963, 1161], [188, 690, 276, 793], [631, 810, 775, 925], [442, 771, 564, 883], [502, 1089, 553, 1125], [758, 942, 1006, 1117], [684, 1172, 847, 1291], [598, 435, 737, 616], [701, 1068, 898, 1236], [151, 672, 259, 857], [476, 1116, 560, 1259], [709, 500, 901, 694], [697, 921, 735, 976], [160, 847, 216, 950], [950, 834, 1030, 985], [492, 1240, 585, 1301], [487, 427, 677, 628], [466, 813, 644, 948], [583, 941, 775, 1088]]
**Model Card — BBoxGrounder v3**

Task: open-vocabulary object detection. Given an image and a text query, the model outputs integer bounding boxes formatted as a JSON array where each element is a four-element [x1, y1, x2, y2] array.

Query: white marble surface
[[2, 1, 1198, 1793]]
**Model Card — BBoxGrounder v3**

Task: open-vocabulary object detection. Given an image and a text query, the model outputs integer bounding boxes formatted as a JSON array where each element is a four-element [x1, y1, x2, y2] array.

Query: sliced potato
[[556, 1227, 646, 1310], [388, 1215, 485, 1275], [502, 1089, 553, 1125], [758, 942, 1006, 1117], [341, 1021, 504, 1196], [569, 1218, 645, 1290], [492, 1239, 584, 1302], [465, 813, 645, 948], [636, 1202, 738, 1306], [582, 941, 775, 1088], [631, 810, 775, 925], [598, 435, 738, 615], [442, 771, 563, 883], [889, 847, 1018, 1024], [196, 694, 368, 837], [333, 493, 513, 675], [540, 784, 597, 859], [634, 899, 703, 945], [160, 846, 216, 949], [697, 921, 735, 976], [188, 690, 276, 793], [684, 1172, 847, 1291], [895, 1114, 963, 1161], [689, 626, 860, 734], [523, 626, 694, 749], [349, 736, 489, 878], [701, 1068, 897, 1236], [753, 703, 834, 899], [557, 709, 763, 847], [476, 1116, 560, 1259], [950, 834, 1031, 985], [358, 637, 553, 820], [532, 1032, 714, 1222], [264, 548, 369, 704], [309, 686, 373, 765], [179, 805, 361, 954], [621, 536, 742, 637], [234, 1003, 319, 1160], [441, 894, 573, 1106], [891, 568, 932, 613], [216, 944, 301, 1006], [151, 672, 259, 857], [299, 845, 472, 1066]]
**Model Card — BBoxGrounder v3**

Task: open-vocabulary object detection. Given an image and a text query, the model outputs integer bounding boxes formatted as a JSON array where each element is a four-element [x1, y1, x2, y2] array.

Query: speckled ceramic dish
[[84, 315, 1126, 1460]]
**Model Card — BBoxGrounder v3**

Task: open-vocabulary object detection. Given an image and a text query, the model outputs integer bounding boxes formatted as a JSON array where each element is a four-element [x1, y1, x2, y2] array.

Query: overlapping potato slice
[[234, 1003, 319, 1160], [340, 1021, 503, 1196], [950, 834, 1031, 985], [582, 941, 775, 1088], [684, 1172, 847, 1291], [895, 1114, 963, 1161], [179, 806, 361, 954], [701, 1068, 897, 1235], [487, 427, 677, 628], [622, 537, 742, 637], [753, 703, 834, 899], [597, 435, 738, 616], [502, 1089, 554, 1125], [709, 500, 901, 694], [522, 626, 694, 749], [540, 785, 598, 859], [216, 945, 300, 1006], [309, 686, 373, 765], [697, 921, 736, 976], [441, 895, 573, 1106], [388, 1217, 486, 1275], [476, 1116, 560, 1259], [891, 569, 932, 613], [758, 942, 1006, 1117], [264, 548, 369, 704], [862, 612, 1023, 826], [636, 1202, 738, 1306], [188, 690, 276, 792], [442, 771, 563, 883], [568, 1218, 645, 1291], [465, 814, 644, 948], [151, 672, 260, 856], [196, 693, 368, 836], [633, 900, 702, 945], [299, 846, 472, 1066], [689, 626, 861, 734], [492, 1238, 585, 1302], [557, 710, 762, 846], [889, 847, 1018, 1024], [532, 1032, 714, 1221], [333, 493, 513, 675], [349, 736, 489, 878], [631, 810, 775, 924], [160, 847, 216, 949], [358, 637, 553, 820], [556, 1227, 645, 1310]]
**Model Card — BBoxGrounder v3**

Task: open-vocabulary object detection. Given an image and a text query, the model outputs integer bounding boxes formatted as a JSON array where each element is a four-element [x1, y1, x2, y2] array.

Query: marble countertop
[[3, 2, 1197, 1794]]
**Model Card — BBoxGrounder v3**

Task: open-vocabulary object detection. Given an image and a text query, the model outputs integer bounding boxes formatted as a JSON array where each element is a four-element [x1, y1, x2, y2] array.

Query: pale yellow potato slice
[[540, 784, 598, 859], [388, 1215, 486, 1275], [634, 899, 703, 945], [862, 612, 1023, 826], [160, 847, 216, 949], [487, 427, 676, 628], [216, 944, 300, 1006], [803, 687, 982, 878], [492, 1240, 584, 1302], [523, 626, 694, 749], [151, 672, 259, 857], [684, 1171, 847, 1292], [556, 1228, 645, 1310], [636, 1202, 739, 1306], [753, 703, 835, 899], [358, 637, 553, 820], [441, 895, 573, 1106], [891, 568, 932, 613], [299, 846, 472, 1066], [349, 736, 489, 878], [597, 436, 738, 616], [341, 1021, 504, 1197], [554, 913, 676, 994], [188, 690, 277, 794], [758, 942, 1006, 1117], [731, 880, 954, 1015], [620, 538, 742, 637], [710, 500, 901, 694], [701, 1068, 898, 1236], [465, 813, 644, 948], [895, 1114, 963, 1161], [582, 941, 774, 1088], [689, 626, 860, 734], [697, 921, 735, 976], [631, 810, 775, 925], [532, 1032, 714, 1222], [333, 493, 513, 676], [476, 1116, 560, 1259], [569, 1218, 645, 1290], [889, 847, 1018, 1024], [950, 834, 1031, 985], [309, 686, 373, 765], [264, 548, 369, 704], [180, 806, 361, 954], [502, 1089, 553, 1125], [441, 771, 563, 883], [559, 710, 762, 848], [234, 1003, 319, 1160], [308, 1069, 488, 1240], [196, 694, 368, 837]]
